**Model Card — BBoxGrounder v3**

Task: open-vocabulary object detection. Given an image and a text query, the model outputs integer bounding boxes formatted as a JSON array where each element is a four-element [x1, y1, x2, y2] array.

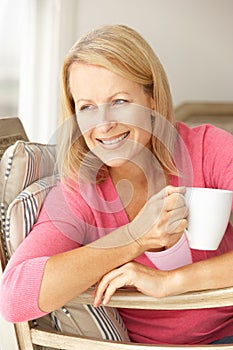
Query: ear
[[149, 96, 155, 111]]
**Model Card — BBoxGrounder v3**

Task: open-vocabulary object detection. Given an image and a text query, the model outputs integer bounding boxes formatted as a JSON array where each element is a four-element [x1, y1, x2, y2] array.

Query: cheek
[[82, 131, 94, 149], [115, 104, 152, 133], [77, 116, 98, 135], [136, 128, 152, 146]]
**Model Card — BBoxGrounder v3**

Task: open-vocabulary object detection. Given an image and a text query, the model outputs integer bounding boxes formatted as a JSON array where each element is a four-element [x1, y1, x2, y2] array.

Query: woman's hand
[[93, 261, 169, 307], [127, 185, 188, 251]]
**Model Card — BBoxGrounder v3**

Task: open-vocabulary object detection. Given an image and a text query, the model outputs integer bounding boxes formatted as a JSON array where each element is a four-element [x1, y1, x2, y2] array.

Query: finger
[[93, 269, 123, 307], [166, 218, 188, 234], [91, 283, 99, 296], [164, 185, 186, 197], [164, 232, 185, 249], [156, 205, 188, 237], [167, 206, 189, 224], [95, 274, 126, 307], [101, 270, 137, 305], [164, 193, 186, 212], [102, 278, 124, 305], [152, 185, 185, 202]]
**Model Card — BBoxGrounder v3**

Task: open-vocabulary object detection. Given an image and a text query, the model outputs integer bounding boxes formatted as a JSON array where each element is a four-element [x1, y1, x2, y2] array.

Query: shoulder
[[176, 121, 232, 148], [42, 179, 91, 221], [45, 176, 116, 212], [176, 122, 233, 188]]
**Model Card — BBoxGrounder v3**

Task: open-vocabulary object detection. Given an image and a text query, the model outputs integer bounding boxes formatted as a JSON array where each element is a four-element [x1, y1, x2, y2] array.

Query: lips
[[96, 131, 130, 149]]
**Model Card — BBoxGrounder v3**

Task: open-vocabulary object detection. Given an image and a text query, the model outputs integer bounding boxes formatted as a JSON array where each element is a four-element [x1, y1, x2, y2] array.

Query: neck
[[109, 148, 152, 185], [110, 162, 147, 188], [109, 152, 166, 200]]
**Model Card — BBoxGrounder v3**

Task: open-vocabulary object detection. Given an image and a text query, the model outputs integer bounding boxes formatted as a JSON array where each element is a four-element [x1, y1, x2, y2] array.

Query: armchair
[[0, 117, 233, 350]]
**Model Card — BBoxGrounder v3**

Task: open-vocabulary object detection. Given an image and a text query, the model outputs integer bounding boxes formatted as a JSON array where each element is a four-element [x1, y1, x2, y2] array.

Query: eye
[[79, 104, 97, 112], [111, 99, 128, 107]]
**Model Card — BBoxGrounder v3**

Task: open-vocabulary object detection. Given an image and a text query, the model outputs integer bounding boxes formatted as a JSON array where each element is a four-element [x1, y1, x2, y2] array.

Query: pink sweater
[[0, 123, 233, 345]]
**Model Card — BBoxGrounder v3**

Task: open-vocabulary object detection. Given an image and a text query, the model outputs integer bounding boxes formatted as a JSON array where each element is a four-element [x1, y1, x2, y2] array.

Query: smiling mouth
[[97, 131, 130, 145]]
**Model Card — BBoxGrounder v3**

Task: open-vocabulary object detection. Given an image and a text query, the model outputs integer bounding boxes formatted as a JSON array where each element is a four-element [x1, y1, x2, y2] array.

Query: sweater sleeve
[[0, 185, 81, 323]]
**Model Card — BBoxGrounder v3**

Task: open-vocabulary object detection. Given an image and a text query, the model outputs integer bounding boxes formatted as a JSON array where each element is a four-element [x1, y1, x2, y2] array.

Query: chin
[[91, 140, 148, 168], [100, 157, 129, 168]]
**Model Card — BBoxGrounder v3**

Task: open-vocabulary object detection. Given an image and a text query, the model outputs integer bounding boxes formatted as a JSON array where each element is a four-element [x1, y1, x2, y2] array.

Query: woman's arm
[[39, 185, 187, 312], [0, 184, 186, 322], [94, 249, 233, 306], [39, 228, 142, 313], [0, 183, 187, 323]]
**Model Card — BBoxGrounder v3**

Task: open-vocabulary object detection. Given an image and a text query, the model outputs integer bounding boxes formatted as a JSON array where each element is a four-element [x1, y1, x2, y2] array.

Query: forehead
[[69, 63, 142, 99]]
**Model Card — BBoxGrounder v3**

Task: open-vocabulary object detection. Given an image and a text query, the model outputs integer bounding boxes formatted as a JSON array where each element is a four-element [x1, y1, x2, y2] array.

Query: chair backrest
[[0, 117, 29, 270], [0, 140, 57, 267], [0, 117, 28, 161], [175, 101, 233, 134]]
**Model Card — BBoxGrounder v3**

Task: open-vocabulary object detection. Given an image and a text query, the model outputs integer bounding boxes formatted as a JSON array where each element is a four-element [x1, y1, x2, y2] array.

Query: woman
[[1, 24, 233, 345]]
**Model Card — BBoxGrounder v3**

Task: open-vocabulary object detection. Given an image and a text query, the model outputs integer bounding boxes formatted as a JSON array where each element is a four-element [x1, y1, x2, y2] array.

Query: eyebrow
[[75, 91, 132, 104]]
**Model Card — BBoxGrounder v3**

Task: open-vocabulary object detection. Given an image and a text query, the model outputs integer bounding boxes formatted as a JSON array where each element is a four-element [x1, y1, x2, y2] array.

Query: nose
[[95, 104, 116, 133]]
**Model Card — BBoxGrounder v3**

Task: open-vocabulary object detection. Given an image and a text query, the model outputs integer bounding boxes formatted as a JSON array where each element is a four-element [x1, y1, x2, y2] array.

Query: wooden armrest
[[16, 287, 233, 350], [73, 286, 233, 310]]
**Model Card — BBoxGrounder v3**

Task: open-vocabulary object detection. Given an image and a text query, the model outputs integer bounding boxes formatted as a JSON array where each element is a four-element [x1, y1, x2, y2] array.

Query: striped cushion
[[50, 302, 130, 342], [0, 140, 57, 248], [4, 175, 57, 257], [0, 140, 57, 206]]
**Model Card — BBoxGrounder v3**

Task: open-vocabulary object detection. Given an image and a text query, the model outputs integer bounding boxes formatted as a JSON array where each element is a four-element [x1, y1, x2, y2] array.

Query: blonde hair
[[57, 24, 177, 183]]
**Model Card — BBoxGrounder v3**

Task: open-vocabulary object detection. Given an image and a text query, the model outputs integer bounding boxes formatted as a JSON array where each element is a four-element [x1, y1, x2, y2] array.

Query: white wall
[[74, 0, 233, 107]]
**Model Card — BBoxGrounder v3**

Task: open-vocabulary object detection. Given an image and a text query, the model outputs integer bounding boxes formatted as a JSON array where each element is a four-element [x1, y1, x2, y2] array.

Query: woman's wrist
[[89, 223, 144, 259], [164, 268, 190, 297], [165, 260, 213, 297]]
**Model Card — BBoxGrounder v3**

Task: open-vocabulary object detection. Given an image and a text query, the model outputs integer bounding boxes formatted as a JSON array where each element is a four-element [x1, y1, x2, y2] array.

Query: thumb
[[155, 185, 186, 200]]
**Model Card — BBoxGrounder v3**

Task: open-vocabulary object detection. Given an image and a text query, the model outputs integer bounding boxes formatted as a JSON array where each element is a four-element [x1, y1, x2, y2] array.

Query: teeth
[[101, 132, 128, 145]]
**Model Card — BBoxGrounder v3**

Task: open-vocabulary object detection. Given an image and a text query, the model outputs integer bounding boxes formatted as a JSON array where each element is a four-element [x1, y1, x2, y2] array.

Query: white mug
[[184, 187, 233, 250]]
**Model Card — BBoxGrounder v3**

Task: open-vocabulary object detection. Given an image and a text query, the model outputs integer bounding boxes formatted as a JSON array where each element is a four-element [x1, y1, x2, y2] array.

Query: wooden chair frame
[[14, 286, 233, 349]]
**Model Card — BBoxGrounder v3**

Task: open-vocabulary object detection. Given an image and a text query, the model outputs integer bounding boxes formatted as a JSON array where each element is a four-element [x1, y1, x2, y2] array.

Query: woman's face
[[69, 63, 154, 168]]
